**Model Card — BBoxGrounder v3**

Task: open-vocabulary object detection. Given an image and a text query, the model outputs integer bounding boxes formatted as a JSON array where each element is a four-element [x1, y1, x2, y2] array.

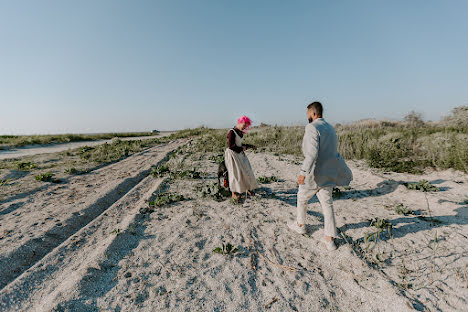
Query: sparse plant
[[197, 182, 230, 201], [208, 154, 224, 163], [394, 203, 413, 215], [15, 161, 36, 171], [257, 176, 279, 184], [396, 259, 413, 290], [175, 168, 202, 179], [35, 172, 57, 182], [364, 218, 393, 249], [149, 192, 184, 208], [213, 242, 238, 255], [151, 164, 170, 177], [404, 180, 439, 192]]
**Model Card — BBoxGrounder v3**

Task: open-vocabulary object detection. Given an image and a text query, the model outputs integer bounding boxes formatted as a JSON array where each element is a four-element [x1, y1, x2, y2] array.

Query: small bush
[[404, 180, 439, 192]]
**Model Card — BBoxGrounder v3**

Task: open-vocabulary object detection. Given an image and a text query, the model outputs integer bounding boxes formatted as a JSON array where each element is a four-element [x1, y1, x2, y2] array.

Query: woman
[[224, 116, 258, 200]]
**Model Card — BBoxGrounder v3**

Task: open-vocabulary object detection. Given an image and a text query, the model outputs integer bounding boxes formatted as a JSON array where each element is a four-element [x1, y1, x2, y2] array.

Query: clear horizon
[[1, 0, 467, 135]]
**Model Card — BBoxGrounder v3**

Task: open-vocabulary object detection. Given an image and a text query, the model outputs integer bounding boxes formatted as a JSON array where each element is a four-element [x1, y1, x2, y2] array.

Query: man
[[288, 102, 353, 251]]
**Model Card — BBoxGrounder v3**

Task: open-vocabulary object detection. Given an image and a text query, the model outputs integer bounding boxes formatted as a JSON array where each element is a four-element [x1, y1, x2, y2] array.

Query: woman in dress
[[224, 116, 258, 200]]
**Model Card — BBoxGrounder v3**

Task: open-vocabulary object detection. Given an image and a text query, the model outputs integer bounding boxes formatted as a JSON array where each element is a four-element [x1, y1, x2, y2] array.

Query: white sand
[[0, 142, 467, 311]]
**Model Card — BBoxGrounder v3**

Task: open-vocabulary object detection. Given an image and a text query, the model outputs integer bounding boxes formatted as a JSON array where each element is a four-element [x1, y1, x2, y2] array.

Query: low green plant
[[151, 164, 170, 177], [404, 180, 439, 192], [213, 242, 238, 255], [394, 203, 413, 215], [151, 164, 202, 180], [149, 192, 184, 208], [197, 182, 230, 201], [35, 172, 56, 182], [364, 218, 393, 249], [15, 161, 36, 171], [257, 176, 279, 184], [175, 168, 202, 179]]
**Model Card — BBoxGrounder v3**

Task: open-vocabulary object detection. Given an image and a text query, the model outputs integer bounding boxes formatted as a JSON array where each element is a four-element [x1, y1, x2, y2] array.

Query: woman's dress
[[224, 128, 258, 193]]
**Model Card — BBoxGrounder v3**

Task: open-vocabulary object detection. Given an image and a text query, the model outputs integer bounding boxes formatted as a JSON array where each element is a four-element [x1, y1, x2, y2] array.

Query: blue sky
[[1, 0, 467, 134]]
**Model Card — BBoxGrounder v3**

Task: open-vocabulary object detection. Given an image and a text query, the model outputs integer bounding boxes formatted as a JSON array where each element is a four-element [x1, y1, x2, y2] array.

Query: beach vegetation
[[197, 182, 230, 201], [404, 180, 439, 192], [35, 172, 56, 182], [213, 242, 238, 255]]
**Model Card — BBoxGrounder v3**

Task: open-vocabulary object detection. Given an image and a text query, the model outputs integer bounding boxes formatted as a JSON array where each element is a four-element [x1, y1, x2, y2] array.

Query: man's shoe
[[323, 239, 337, 251], [287, 221, 306, 234]]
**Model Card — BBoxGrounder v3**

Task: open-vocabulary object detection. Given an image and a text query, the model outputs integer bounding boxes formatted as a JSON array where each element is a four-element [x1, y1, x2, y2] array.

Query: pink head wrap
[[237, 115, 252, 132]]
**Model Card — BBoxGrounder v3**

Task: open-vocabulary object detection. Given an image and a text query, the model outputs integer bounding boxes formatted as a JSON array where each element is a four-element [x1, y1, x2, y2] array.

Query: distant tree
[[442, 105, 468, 128], [403, 111, 424, 127]]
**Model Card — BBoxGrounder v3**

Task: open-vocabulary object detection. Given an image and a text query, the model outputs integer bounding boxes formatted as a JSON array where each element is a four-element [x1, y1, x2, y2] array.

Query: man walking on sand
[[288, 102, 353, 251]]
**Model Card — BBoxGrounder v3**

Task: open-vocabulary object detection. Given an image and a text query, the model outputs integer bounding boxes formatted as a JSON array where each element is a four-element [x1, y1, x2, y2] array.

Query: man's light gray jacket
[[300, 118, 353, 189]]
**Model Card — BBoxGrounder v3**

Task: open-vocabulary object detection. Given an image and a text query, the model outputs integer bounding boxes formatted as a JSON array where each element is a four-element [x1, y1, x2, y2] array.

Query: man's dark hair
[[307, 101, 323, 116]]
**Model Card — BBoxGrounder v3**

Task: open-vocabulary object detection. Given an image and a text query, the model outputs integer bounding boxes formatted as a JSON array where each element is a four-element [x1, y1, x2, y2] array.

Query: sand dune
[[0, 140, 466, 311]]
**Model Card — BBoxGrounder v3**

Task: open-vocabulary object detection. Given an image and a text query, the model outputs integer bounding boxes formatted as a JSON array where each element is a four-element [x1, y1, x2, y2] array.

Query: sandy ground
[[0, 132, 175, 160], [0, 141, 467, 311]]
